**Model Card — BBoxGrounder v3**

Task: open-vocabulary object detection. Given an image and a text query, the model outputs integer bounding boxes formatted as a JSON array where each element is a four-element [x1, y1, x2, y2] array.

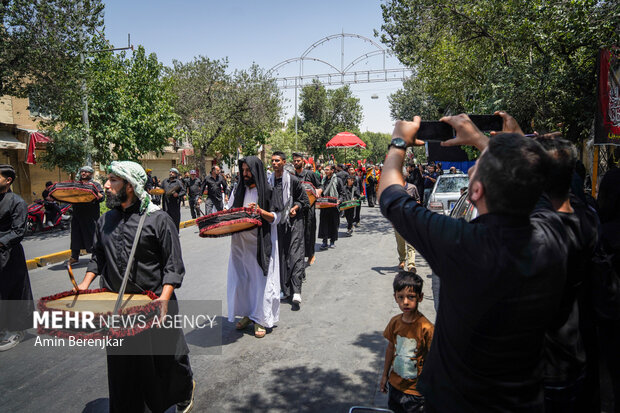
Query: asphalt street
[[4, 205, 437, 413], [23, 207, 195, 260]]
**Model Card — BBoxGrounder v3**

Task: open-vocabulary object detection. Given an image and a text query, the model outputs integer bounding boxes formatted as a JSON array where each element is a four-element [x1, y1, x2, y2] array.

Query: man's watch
[[388, 137, 407, 151]]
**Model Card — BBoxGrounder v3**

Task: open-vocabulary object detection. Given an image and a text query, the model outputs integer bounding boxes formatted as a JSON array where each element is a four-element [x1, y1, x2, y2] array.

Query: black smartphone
[[468, 115, 503, 132], [417, 121, 454, 142]]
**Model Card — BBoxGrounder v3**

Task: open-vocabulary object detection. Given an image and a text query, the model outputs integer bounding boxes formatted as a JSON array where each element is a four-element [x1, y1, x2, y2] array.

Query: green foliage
[[379, 0, 620, 143], [40, 43, 178, 170], [267, 128, 305, 159], [358, 131, 391, 164], [298, 81, 363, 156], [0, 0, 104, 109], [39, 127, 90, 174], [86, 45, 179, 164], [168, 57, 282, 172]]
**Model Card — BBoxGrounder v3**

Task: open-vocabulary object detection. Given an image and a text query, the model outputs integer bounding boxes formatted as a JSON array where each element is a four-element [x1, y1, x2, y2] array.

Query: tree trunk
[[199, 147, 207, 179]]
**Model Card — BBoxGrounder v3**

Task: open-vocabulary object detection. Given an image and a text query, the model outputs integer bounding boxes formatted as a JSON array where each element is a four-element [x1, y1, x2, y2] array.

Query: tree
[[41, 44, 179, 171], [169, 57, 282, 174], [359, 131, 391, 164], [379, 0, 620, 143], [298, 81, 363, 156], [0, 0, 104, 113]]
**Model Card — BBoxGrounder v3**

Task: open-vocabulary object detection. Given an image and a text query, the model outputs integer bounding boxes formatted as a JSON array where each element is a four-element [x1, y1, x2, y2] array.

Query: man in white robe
[[226, 156, 281, 338]]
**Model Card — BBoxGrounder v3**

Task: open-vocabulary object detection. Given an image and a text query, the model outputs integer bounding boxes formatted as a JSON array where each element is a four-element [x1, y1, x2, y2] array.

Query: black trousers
[[278, 217, 305, 297], [303, 207, 317, 258], [388, 383, 425, 413], [106, 300, 193, 413], [318, 208, 339, 242], [353, 204, 361, 224], [188, 196, 202, 219], [344, 208, 355, 230], [367, 188, 376, 207]]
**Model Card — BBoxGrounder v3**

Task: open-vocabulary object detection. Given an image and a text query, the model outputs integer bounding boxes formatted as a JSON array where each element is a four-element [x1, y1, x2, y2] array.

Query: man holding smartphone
[[378, 113, 568, 412]]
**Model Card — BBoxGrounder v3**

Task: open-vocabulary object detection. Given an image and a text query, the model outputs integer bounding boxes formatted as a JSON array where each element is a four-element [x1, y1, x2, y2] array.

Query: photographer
[[378, 114, 568, 412]]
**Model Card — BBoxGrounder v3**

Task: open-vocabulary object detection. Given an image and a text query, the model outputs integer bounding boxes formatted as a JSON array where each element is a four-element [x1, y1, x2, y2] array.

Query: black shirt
[[536, 195, 598, 383], [202, 175, 228, 203], [380, 184, 568, 412], [87, 202, 185, 295], [185, 178, 202, 198]]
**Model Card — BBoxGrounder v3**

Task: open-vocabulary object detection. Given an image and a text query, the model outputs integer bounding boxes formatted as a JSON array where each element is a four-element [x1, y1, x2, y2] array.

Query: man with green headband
[[76, 161, 195, 413]]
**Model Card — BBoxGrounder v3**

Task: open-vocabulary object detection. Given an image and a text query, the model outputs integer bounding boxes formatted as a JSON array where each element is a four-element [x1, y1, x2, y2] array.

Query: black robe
[[87, 202, 193, 413], [232, 156, 274, 276], [318, 175, 345, 242], [70, 180, 104, 255], [273, 173, 310, 297], [0, 191, 33, 331], [160, 177, 186, 231], [294, 169, 320, 258]]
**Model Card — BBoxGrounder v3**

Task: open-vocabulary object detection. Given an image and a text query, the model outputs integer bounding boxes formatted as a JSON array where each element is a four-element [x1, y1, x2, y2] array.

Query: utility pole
[[80, 29, 133, 167]]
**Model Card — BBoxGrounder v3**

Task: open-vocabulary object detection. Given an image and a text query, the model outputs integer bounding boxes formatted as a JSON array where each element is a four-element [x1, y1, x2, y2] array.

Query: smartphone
[[417, 121, 454, 142], [468, 115, 503, 132]]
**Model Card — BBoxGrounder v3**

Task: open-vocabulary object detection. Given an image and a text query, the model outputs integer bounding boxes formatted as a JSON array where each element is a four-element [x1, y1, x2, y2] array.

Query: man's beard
[[244, 176, 255, 186], [105, 185, 128, 209]]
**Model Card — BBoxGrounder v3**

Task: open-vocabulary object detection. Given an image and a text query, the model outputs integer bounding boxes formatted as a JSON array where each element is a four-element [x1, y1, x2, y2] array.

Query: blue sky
[[102, 0, 407, 133]]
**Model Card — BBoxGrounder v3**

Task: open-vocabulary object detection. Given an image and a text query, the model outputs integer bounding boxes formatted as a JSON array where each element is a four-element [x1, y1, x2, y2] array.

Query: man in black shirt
[[160, 168, 185, 231], [77, 161, 195, 412], [269, 152, 309, 307], [531, 136, 599, 412], [202, 165, 228, 214], [292, 153, 322, 266], [42, 180, 61, 227], [185, 170, 203, 219], [348, 166, 363, 226], [0, 165, 33, 351], [69, 166, 104, 265], [379, 114, 568, 412]]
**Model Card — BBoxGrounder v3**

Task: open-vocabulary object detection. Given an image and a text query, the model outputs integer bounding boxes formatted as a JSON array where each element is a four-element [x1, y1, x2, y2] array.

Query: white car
[[427, 173, 469, 215]]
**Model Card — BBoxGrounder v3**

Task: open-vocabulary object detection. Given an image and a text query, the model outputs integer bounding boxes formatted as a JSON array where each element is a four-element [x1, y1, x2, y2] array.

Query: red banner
[[595, 48, 620, 145]]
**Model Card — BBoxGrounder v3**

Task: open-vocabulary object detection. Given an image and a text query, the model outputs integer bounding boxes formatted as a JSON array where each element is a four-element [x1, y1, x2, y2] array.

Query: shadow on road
[[81, 398, 176, 413], [227, 331, 385, 413]]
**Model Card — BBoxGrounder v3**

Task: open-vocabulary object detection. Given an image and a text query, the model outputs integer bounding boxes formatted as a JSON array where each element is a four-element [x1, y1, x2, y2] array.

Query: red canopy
[[325, 131, 366, 149]]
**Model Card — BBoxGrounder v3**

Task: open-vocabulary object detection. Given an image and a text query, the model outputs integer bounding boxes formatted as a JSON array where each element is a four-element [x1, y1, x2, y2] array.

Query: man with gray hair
[[69, 165, 104, 265]]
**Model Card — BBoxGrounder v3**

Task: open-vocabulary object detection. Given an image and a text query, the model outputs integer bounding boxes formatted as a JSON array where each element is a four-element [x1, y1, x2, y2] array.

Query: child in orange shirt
[[381, 271, 434, 413]]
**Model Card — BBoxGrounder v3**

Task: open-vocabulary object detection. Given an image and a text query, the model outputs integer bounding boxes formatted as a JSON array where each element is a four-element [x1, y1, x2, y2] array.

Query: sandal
[[254, 323, 266, 338], [235, 316, 251, 330]]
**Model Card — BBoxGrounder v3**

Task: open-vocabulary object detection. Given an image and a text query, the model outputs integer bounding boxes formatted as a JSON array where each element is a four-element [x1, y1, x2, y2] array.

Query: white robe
[[226, 187, 281, 328]]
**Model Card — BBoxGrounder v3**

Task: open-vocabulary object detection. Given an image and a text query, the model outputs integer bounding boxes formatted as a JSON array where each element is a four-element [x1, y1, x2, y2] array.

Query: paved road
[[23, 207, 195, 260], [3, 205, 437, 413]]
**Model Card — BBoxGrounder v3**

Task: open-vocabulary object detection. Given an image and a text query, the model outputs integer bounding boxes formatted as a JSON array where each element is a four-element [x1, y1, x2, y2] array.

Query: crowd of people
[[0, 108, 619, 412]]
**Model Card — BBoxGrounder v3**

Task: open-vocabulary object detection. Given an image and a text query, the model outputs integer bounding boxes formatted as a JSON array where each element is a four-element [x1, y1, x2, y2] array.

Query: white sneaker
[[292, 293, 302, 304], [0, 331, 25, 351]]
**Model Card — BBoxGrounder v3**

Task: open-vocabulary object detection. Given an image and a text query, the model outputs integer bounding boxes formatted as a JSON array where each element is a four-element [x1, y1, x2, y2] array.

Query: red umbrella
[[326, 131, 366, 149]]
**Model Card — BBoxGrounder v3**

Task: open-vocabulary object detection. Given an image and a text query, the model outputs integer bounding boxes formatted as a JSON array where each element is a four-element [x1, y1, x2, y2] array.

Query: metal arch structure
[[269, 33, 412, 133]]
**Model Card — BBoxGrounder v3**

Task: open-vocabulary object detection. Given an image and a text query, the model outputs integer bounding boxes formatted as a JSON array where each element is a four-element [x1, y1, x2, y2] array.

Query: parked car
[[427, 173, 469, 215], [449, 190, 479, 222]]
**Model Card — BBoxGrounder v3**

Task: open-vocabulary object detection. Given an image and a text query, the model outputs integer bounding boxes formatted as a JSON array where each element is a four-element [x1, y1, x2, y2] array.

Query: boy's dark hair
[[272, 151, 286, 160], [533, 136, 576, 201], [393, 271, 423, 295], [292, 152, 303, 159], [475, 133, 550, 216], [45, 180, 53, 187]]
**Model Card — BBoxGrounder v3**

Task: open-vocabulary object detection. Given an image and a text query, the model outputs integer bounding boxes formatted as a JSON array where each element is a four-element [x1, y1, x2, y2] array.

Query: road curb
[[180, 219, 196, 229], [29, 220, 197, 270]]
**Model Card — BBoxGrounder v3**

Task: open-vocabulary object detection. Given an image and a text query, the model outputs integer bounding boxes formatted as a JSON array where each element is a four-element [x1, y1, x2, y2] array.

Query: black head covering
[[233, 156, 273, 276], [0, 164, 16, 181]]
